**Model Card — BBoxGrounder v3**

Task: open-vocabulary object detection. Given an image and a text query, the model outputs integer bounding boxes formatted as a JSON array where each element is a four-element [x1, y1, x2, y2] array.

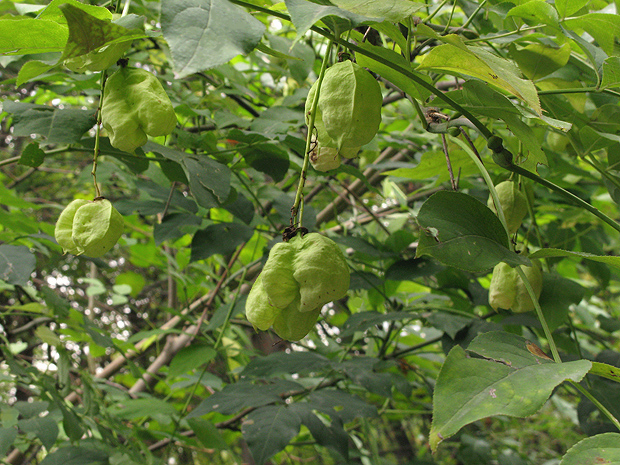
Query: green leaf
[[222, 190, 254, 225], [36, 326, 62, 347], [59, 4, 144, 60], [530, 247, 620, 270], [602, 57, 620, 90], [559, 433, 620, 464], [337, 357, 394, 397], [330, 0, 425, 22], [0, 427, 17, 458], [145, 142, 231, 208], [16, 60, 58, 86], [241, 351, 331, 378], [307, 390, 377, 422], [40, 446, 108, 465], [0, 245, 36, 286], [385, 257, 444, 282], [161, 0, 265, 79], [0, 18, 67, 55], [186, 418, 228, 450], [382, 148, 477, 183], [466, 331, 554, 367], [238, 142, 290, 182], [4, 101, 96, 145], [18, 416, 58, 450], [249, 106, 303, 135], [184, 157, 232, 203], [187, 380, 303, 417], [191, 222, 253, 261], [110, 398, 178, 420], [267, 35, 315, 84], [509, 42, 571, 81], [289, 404, 349, 459], [242, 405, 301, 465], [13, 401, 49, 419], [458, 81, 547, 168], [563, 13, 620, 56], [59, 405, 84, 443], [554, 0, 590, 18], [348, 270, 382, 290], [169, 344, 216, 377], [81, 138, 150, 174], [430, 332, 591, 452], [355, 41, 432, 101], [340, 311, 421, 338], [38, 0, 113, 23], [19, 142, 46, 168], [506, 0, 559, 29], [115, 272, 146, 298], [590, 361, 620, 385], [538, 273, 585, 331], [0, 183, 39, 210], [39, 287, 70, 318], [154, 213, 202, 245], [112, 284, 132, 295], [416, 27, 541, 115], [415, 191, 529, 272], [284, 0, 376, 41]]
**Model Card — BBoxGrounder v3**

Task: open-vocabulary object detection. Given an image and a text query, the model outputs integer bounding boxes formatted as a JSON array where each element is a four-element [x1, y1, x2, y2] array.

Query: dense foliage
[[2, 0, 620, 464]]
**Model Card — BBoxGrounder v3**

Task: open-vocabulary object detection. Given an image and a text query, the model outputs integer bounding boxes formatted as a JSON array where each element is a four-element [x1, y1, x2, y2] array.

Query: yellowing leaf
[[417, 35, 541, 115]]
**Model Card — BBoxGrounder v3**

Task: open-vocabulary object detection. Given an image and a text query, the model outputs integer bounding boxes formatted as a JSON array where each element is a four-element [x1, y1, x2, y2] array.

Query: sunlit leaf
[[560, 433, 620, 464], [430, 332, 591, 451]]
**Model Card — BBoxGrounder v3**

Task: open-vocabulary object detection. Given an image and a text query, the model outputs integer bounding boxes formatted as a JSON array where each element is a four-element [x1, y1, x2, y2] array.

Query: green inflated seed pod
[[339, 146, 361, 160], [71, 199, 124, 257], [290, 233, 350, 313], [305, 82, 336, 149], [55, 199, 90, 255], [318, 60, 382, 149], [245, 232, 350, 340], [272, 295, 321, 341], [488, 262, 517, 311], [101, 66, 177, 153], [260, 241, 299, 309], [512, 261, 543, 313], [310, 144, 342, 172], [488, 181, 528, 235], [245, 273, 281, 331], [489, 261, 543, 313]]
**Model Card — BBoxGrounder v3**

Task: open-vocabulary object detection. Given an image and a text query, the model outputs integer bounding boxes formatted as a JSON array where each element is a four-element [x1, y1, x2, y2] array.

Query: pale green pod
[[305, 81, 337, 149], [489, 261, 543, 313], [260, 241, 299, 309], [245, 273, 281, 331], [318, 60, 382, 149], [55, 199, 90, 255], [273, 295, 321, 341], [71, 199, 124, 257], [290, 233, 350, 313], [489, 262, 517, 311], [101, 67, 177, 153], [512, 261, 543, 313], [246, 232, 350, 340], [310, 145, 341, 172], [487, 181, 528, 235], [339, 146, 361, 160]]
